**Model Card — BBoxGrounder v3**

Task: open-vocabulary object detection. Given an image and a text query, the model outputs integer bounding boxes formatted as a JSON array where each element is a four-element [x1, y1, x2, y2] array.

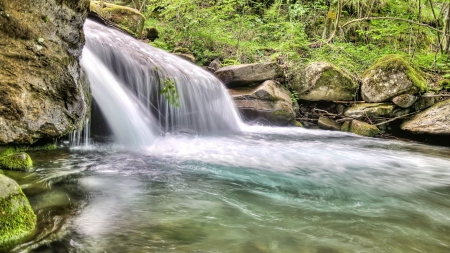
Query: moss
[[0, 153, 33, 172], [316, 65, 355, 90], [364, 54, 427, 92], [0, 188, 36, 252], [342, 120, 379, 137], [290, 120, 303, 127], [439, 79, 450, 90]]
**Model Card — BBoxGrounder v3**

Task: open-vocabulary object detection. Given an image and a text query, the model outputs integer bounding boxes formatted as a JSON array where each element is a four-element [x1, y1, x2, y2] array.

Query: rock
[[401, 99, 450, 134], [344, 103, 395, 118], [229, 80, 295, 125], [392, 94, 417, 108], [207, 58, 222, 73], [174, 53, 196, 63], [336, 104, 346, 115], [291, 62, 358, 101], [90, 1, 145, 37], [0, 152, 33, 172], [0, 174, 37, 252], [143, 26, 159, 41], [215, 62, 283, 88], [414, 93, 436, 111], [361, 55, 426, 102], [341, 120, 380, 137], [318, 117, 341, 131], [0, 0, 90, 144]]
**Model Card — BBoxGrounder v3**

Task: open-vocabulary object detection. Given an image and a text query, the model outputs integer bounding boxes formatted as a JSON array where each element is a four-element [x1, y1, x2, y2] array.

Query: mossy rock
[[362, 55, 427, 102], [0, 174, 36, 252], [0, 153, 33, 172], [90, 1, 145, 38], [344, 103, 396, 118], [292, 62, 358, 101], [341, 120, 380, 137]]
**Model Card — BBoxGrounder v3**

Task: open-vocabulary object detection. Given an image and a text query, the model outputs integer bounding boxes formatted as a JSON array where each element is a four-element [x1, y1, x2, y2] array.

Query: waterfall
[[80, 19, 242, 147]]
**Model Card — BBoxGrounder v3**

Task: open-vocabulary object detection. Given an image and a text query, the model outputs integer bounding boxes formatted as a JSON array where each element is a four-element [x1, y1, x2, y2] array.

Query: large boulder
[[215, 62, 283, 88], [90, 1, 145, 38], [0, 174, 36, 251], [229, 80, 295, 125], [401, 99, 450, 134], [0, 0, 90, 144], [344, 103, 396, 118], [291, 62, 358, 101], [361, 55, 426, 102]]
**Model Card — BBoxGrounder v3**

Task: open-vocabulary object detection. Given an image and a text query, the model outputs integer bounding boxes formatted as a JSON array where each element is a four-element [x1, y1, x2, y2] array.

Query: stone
[[291, 62, 358, 101], [174, 53, 196, 63], [336, 104, 346, 115], [207, 58, 222, 73], [215, 62, 283, 88], [414, 93, 436, 111], [90, 1, 145, 37], [361, 55, 426, 102], [392, 94, 417, 108], [229, 80, 295, 125], [143, 26, 159, 41], [0, 0, 90, 144], [0, 153, 33, 172], [318, 117, 341, 131], [344, 103, 396, 118], [0, 174, 37, 252], [341, 120, 380, 137], [401, 99, 450, 134]]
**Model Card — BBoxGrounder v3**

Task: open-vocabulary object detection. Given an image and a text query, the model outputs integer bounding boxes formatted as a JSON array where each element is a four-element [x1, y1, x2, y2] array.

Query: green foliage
[[160, 77, 180, 107]]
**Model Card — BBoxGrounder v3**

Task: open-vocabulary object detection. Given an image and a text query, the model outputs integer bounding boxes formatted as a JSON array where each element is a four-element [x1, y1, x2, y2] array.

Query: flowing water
[[6, 20, 450, 252]]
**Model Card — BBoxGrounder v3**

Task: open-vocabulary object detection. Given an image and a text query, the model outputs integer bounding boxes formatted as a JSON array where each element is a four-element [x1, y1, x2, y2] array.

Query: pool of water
[[7, 127, 450, 253]]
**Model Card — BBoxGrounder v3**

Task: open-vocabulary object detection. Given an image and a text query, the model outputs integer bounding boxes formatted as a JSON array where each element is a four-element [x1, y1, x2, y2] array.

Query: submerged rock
[[341, 120, 380, 137], [401, 99, 450, 134], [215, 62, 283, 88], [291, 62, 358, 101], [361, 55, 426, 102], [0, 174, 36, 252], [0, 0, 90, 144], [344, 103, 396, 118], [229, 80, 295, 125], [0, 152, 33, 172], [318, 117, 341, 131], [90, 1, 145, 37]]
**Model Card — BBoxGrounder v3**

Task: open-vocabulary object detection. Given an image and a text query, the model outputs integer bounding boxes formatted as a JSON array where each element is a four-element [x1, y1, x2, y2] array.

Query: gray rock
[[341, 120, 380, 137], [0, 0, 90, 144], [207, 58, 222, 73], [344, 103, 395, 118], [0, 174, 37, 251], [401, 99, 450, 134], [229, 80, 295, 125], [415, 93, 436, 111], [318, 117, 341, 131], [336, 104, 346, 115], [215, 62, 283, 88], [392, 94, 417, 108], [361, 55, 426, 102], [291, 62, 358, 101]]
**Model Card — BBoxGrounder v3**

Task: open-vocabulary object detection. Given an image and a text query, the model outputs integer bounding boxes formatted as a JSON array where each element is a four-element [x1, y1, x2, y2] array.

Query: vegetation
[[108, 0, 450, 89]]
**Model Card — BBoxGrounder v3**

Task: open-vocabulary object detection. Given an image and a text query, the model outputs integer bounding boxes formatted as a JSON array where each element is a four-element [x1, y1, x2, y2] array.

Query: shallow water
[[7, 127, 450, 253]]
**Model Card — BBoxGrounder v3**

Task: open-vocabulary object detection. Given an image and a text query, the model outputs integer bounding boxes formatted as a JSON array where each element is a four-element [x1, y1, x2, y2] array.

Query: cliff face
[[0, 0, 90, 144]]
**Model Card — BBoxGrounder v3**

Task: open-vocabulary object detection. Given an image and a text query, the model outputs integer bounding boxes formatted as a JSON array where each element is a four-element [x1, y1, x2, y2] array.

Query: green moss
[[439, 79, 450, 90], [0, 188, 36, 252], [342, 120, 379, 137], [364, 54, 427, 92], [0, 153, 33, 172]]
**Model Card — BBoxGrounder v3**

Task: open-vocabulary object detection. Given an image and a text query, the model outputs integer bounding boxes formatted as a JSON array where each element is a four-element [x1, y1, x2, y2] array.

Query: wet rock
[[392, 94, 417, 108], [0, 152, 33, 172], [0, 174, 36, 252], [361, 55, 426, 102], [341, 120, 380, 137], [415, 93, 436, 111], [229, 80, 295, 125], [344, 103, 395, 118], [291, 62, 358, 101], [0, 0, 90, 144], [401, 99, 450, 134], [215, 62, 283, 88], [207, 58, 222, 73], [90, 1, 145, 37], [318, 117, 341, 131]]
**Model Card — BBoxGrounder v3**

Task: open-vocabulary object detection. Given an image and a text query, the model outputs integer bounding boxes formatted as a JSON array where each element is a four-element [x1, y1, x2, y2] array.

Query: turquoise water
[[7, 127, 450, 253]]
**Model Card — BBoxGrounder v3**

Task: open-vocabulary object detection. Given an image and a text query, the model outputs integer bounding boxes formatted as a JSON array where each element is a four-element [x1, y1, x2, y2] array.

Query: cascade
[[81, 19, 243, 146]]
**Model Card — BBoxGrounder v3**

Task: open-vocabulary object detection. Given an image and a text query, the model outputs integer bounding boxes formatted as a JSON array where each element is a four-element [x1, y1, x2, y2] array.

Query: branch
[[341, 17, 442, 33]]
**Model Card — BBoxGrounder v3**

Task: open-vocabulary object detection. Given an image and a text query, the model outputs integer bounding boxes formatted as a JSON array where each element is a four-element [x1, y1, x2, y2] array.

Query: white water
[[82, 19, 243, 143]]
